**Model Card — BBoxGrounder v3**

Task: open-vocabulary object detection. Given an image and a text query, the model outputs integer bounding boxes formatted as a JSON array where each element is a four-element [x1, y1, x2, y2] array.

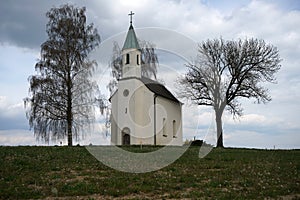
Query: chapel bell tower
[[122, 11, 141, 78], [110, 11, 183, 146]]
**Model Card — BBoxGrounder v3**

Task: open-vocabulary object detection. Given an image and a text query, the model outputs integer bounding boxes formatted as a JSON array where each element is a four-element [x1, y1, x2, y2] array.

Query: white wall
[[110, 91, 118, 145], [122, 48, 141, 78], [111, 78, 183, 146], [155, 96, 183, 146], [111, 78, 155, 145]]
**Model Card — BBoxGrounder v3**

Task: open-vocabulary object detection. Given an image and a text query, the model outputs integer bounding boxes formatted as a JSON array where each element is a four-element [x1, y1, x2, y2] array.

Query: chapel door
[[123, 134, 130, 145], [122, 127, 130, 145]]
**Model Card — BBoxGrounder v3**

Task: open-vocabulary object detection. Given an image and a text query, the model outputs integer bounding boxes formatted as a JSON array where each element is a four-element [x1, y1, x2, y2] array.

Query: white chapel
[[110, 13, 183, 146]]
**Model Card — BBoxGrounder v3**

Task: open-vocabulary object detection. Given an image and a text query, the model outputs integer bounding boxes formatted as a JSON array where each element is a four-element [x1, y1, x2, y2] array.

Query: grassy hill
[[0, 146, 299, 199]]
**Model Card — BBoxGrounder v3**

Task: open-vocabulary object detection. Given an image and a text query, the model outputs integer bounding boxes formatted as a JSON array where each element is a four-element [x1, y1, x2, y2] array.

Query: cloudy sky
[[0, 0, 299, 148]]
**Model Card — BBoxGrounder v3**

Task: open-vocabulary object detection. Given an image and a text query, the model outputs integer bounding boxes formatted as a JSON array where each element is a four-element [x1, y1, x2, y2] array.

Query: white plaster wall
[[110, 92, 118, 145], [112, 78, 155, 145], [132, 85, 155, 145], [155, 97, 183, 146], [111, 78, 183, 146], [122, 48, 141, 78]]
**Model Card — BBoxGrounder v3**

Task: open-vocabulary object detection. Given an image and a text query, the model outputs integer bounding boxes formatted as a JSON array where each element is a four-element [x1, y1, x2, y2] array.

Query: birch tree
[[24, 4, 100, 146]]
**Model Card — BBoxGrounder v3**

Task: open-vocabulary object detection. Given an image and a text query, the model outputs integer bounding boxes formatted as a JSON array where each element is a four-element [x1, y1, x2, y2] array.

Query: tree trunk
[[67, 100, 73, 146], [67, 75, 73, 147], [67, 120, 72, 146], [215, 109, 224, 148]]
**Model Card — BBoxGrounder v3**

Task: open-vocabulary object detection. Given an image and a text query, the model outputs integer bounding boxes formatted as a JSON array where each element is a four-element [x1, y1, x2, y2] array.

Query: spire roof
[[122, 24, 140, 50]]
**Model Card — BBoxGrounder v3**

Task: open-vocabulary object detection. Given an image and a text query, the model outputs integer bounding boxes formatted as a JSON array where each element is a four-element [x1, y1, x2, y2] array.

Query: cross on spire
[[128, 11, 134, 25]]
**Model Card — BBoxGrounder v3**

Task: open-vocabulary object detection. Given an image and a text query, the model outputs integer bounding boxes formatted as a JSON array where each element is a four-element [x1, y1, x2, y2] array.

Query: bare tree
[[140, 40, 159, 79], [107, 41, 122, 95], [178, 38, 281, 147], [24, 4, 100, 146]]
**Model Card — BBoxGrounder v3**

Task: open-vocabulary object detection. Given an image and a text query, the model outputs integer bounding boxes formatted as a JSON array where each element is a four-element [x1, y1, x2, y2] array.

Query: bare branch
[[24, 4, 100, 146], [177, 37, 281, 147]]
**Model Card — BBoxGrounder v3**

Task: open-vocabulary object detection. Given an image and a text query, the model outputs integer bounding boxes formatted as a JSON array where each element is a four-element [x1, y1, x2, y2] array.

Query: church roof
[[122, 25, 141, 50], [141, 77, 181, 103], [109, 77, 181, 103]]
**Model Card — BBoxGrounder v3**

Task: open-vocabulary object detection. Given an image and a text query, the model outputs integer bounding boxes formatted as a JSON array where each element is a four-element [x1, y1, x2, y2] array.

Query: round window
[[123, 89, 129, 97]]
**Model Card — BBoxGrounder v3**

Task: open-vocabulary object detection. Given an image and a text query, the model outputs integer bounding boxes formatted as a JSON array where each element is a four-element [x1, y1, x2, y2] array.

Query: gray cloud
[[0, 96, 28, 130], [0, 1, 50, 49], [0, 1, 110, 49], [0, 115, 27, 130]]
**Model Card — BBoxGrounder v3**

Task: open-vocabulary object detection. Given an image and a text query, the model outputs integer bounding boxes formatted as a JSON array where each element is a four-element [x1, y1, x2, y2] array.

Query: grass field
[[0, 146, 299, 199]]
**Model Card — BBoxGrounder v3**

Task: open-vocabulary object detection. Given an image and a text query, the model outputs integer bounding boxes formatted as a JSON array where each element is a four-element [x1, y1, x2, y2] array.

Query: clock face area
[[123, 89, 129, 97]]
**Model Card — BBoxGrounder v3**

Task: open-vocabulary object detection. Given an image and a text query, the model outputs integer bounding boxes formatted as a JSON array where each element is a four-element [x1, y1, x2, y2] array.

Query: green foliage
[[0, 146, 299, 199]]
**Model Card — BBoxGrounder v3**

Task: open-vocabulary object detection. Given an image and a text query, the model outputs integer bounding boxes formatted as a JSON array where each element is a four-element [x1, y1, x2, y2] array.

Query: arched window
[[126, 53, 130, 64], [173, 120, 177, 138], [163, 118, 167, 137]]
